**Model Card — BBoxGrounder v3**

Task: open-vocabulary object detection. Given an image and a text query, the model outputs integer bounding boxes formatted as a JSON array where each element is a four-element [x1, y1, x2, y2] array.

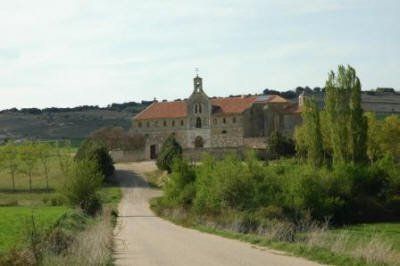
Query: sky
[[0, 0, 399, 109]]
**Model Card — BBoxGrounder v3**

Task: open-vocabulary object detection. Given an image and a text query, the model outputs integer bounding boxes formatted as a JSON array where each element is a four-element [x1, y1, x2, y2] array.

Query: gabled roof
[[134, 95, 291, 120], [210, 96, 258, 115], [134, 101, 187, 120]]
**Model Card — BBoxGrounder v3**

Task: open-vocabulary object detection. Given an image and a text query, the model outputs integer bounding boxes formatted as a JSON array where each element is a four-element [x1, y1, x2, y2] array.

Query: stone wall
[[243, 137, 266, 149], [110, 149, 146, 162], [210, 114, 244, 147], [182, 147, 244, 161]]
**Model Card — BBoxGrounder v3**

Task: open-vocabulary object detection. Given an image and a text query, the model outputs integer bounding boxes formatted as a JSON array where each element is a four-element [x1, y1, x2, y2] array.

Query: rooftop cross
[[195, 67, 199, 77]]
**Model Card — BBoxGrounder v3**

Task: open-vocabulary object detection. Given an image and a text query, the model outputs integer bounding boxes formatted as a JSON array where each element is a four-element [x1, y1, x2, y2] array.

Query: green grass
[[99, 185, 122, 206], [0, 206, 68, 253], [144, 169, 166, 188], [331, 223, 400, 251]]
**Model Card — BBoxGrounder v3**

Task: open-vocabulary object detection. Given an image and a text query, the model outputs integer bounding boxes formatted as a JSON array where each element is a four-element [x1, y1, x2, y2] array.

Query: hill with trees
[[0, 101, 151, 142]]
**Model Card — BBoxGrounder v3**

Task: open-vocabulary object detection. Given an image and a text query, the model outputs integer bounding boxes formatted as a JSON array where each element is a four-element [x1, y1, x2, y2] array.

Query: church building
[[131, 75, 302, 160]]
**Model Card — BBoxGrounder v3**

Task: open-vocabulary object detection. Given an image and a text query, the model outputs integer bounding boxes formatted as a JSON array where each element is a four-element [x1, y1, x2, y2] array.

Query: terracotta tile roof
[[134, 95, 292, 120], [134, 101, 187, 120], [211, 96, 258, 115]]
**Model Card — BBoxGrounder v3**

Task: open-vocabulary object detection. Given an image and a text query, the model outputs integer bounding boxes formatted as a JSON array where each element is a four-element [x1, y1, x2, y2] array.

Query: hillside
[[0, 102, 151, 142]]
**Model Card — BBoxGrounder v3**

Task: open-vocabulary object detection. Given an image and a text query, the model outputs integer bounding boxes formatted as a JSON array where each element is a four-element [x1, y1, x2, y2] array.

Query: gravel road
[[113, 162, 321, 266]]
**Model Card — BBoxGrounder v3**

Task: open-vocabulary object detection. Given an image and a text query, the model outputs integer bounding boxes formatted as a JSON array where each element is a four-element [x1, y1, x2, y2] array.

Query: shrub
[[60, 160, 103, 215], [156, 134, 182, 173], [164, 159, 196, 205], [267, 131, 296, 159], [75, 139, 114, 179]]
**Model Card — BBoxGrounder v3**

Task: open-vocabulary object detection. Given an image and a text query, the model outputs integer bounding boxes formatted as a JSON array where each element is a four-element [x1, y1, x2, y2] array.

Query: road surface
[[113, 162, 320, 266]]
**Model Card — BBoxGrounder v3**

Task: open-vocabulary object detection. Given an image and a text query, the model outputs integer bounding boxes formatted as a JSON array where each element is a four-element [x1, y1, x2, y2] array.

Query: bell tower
[[193, 75, 203, 93], [186, 73, 211, 148]]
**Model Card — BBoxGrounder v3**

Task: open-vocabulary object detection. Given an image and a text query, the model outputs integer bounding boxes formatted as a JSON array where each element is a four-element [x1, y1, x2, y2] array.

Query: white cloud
[[0, 0, 398, 109]]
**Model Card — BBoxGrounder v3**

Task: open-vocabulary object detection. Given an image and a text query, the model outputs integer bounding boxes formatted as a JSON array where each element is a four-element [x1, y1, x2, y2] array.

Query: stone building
[[131, 75, 301, 160]]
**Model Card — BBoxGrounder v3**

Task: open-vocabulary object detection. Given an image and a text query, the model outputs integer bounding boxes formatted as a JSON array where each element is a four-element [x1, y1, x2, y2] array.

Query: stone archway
[[194, 136, 204, 148]]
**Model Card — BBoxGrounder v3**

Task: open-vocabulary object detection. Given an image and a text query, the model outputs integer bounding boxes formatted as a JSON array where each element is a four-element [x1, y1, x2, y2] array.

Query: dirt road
[[113, 162, 320, 266]]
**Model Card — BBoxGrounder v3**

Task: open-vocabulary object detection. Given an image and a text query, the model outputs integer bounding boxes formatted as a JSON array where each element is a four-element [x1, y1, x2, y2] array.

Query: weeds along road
[[113, 162, 320, 266]]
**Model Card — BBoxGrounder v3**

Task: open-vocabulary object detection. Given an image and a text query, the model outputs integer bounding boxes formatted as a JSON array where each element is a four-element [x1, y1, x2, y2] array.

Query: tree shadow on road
[[114, 169, 149, 188]]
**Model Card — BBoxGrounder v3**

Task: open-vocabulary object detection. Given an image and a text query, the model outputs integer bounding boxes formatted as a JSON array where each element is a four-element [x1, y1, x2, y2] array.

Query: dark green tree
[[75, 139, 115, 179], [267, 131, 295, 159], [156, 134, 183, 173], [349, 73, 368, 163]]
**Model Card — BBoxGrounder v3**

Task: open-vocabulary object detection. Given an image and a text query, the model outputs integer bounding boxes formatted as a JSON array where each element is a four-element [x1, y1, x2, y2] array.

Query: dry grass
[[41, 209, 114, 266], [304, 227, 400, 265], [351, 237, 400, 266], [154, 202, 400, 266]]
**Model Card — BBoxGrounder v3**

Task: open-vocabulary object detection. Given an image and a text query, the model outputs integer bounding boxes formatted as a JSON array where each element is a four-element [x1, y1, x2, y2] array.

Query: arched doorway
[[194, 136, 204, 148]]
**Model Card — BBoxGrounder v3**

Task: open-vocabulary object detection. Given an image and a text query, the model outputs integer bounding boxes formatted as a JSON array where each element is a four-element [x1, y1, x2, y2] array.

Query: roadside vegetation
[[152, 65, 400, 266], [0, 139, 120, 265]]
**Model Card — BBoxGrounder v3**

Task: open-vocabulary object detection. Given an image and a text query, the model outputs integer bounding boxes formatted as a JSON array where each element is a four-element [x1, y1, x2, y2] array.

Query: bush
[[267, 131, 296, 159], [60, 160, 103, 215], [164, 159, 196, 205], [156, 134, 183, 173], [75, 139, 114, 179], [160, 151, 400, 225]]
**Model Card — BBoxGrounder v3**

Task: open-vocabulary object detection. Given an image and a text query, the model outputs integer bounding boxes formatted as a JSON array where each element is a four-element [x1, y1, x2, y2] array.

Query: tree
[[267, 131, 295, 159], [37, 142, 52, 191], [324, 65, 367, 164], [349, 70, 368, 163], [365, 112, 382, 162], [0, 143, 19, 191], [60, 160, 103, 215], [19, 142, 39, 191], [302, 97, 324, 167], [380, 115, 400, 159], [75, 139, 114, 179], [156, 134, 183, 173]]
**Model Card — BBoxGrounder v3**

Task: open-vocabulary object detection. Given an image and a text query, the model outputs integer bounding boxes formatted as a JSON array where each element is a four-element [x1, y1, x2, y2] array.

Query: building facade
[[131, 75, 301, 160]]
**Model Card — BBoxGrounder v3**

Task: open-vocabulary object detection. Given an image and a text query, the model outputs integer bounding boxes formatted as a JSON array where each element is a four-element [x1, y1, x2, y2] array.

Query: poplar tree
[[325, 66, 351, 164], [349, 71, 368, 163], [324, 65, 367, 164], [303, 97, 324, 167]]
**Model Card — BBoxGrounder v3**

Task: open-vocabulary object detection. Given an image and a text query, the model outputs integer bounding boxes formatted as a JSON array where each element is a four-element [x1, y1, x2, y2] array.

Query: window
[[163, 120, 167, 127], [146, 121, 150, 128], [223, 117, 226, 124], [194, 103, 202, 114], [213, 118, 217, 125], [181, 120, 184, 126], [138, 122, 142, 128], [154, 121, 158, 127], [172, 120, 175, 127], [222, 130, 227, 134], [232, 117, 236, 123], [196, 117, 202, 128]]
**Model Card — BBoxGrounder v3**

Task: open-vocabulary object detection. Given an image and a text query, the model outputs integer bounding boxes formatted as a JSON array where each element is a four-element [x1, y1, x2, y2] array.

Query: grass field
[[0, 206, 68, 253]]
